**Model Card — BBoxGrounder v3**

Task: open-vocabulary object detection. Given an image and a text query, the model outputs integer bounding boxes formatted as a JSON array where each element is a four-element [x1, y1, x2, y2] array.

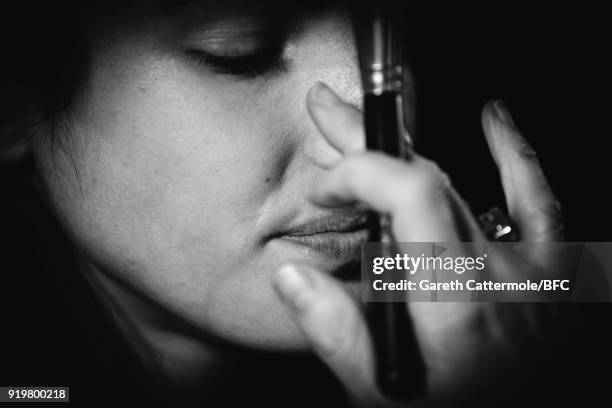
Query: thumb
[[272, 263, 386, 406]]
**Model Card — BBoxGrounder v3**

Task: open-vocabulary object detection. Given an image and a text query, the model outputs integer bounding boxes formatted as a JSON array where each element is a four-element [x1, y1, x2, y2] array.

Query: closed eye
[[185, 43, 286, 79]]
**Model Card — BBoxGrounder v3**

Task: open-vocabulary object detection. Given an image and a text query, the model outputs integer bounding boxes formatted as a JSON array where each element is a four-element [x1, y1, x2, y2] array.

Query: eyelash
[[186, 45, 286, 79]]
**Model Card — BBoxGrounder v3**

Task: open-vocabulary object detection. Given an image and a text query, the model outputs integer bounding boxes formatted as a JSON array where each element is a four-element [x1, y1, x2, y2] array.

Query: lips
[[270, 209, 370, 261]]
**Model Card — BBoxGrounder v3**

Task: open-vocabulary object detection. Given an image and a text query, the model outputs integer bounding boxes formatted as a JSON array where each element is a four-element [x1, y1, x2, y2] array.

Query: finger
[[307, 81, 366, 154], [309, 151, 462, 242], [447, 188, 488, 243], [272, 263, 386, 406], [482, 101, 564, 242]]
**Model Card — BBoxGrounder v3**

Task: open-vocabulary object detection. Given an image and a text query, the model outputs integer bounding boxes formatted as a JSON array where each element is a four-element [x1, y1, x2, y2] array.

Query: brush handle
[[363, 91, 426, 400]]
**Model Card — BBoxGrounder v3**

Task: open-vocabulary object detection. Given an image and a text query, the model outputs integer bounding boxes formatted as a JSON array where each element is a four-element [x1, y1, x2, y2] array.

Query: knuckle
[[342, 151, 373, 168], [517, 136, 539, 161], [402, 160, 451, 204], [337, 153, 369, 179], [522, 199, 565, 240], [538, 199, 565, 233], [534, 198, 563, 223], [420, 157, 451, 185], [548, 199, 564, 221]]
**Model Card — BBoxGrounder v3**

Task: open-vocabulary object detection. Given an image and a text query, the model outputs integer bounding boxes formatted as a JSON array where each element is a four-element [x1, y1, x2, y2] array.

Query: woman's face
[[31, 0, 414, 350]]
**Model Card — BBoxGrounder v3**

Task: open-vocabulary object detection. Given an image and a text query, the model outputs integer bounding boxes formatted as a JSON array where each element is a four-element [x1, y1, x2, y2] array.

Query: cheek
[[31, 51, 304, 348]]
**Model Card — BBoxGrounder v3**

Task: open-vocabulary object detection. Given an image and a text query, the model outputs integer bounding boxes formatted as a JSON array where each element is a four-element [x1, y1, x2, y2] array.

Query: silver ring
[[477, 206, 518, 242]]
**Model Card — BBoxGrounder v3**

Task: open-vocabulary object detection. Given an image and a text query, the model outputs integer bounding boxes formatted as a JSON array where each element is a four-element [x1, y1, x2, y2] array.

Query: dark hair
[[1, 2, 92, 133], [0, 4, 172, 405]]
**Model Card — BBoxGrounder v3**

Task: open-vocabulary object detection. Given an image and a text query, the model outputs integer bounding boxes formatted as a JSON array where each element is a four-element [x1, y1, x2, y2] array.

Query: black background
[[405, 4, 609, 241]]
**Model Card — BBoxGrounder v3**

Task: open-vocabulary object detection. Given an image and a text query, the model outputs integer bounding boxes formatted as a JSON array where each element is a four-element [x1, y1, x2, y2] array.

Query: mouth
[[270, 209, 370, 263]]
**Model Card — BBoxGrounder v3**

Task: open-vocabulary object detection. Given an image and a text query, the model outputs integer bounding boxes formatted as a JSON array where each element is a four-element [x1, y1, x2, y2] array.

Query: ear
[[0, 110, 31, 164]]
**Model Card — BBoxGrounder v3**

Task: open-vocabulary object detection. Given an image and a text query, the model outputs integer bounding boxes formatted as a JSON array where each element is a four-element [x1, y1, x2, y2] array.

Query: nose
[[279, 12, 363, 170]]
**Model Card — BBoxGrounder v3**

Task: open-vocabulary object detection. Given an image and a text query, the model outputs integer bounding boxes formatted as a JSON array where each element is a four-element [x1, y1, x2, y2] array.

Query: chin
[[175, 246, 362, 352], [194, 276, 361, 353], [184, 273, 310, 352], [206, 307, 311, 352]]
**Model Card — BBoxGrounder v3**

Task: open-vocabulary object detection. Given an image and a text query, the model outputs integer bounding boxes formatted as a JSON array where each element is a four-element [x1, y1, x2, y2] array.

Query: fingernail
[[274, 264, 313, 310], [493, 100, 516, 127], [310, 82, 339, 107]]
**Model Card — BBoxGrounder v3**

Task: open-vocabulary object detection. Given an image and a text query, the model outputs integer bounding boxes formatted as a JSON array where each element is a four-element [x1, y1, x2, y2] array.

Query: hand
[[271, 82, 565, 407]]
